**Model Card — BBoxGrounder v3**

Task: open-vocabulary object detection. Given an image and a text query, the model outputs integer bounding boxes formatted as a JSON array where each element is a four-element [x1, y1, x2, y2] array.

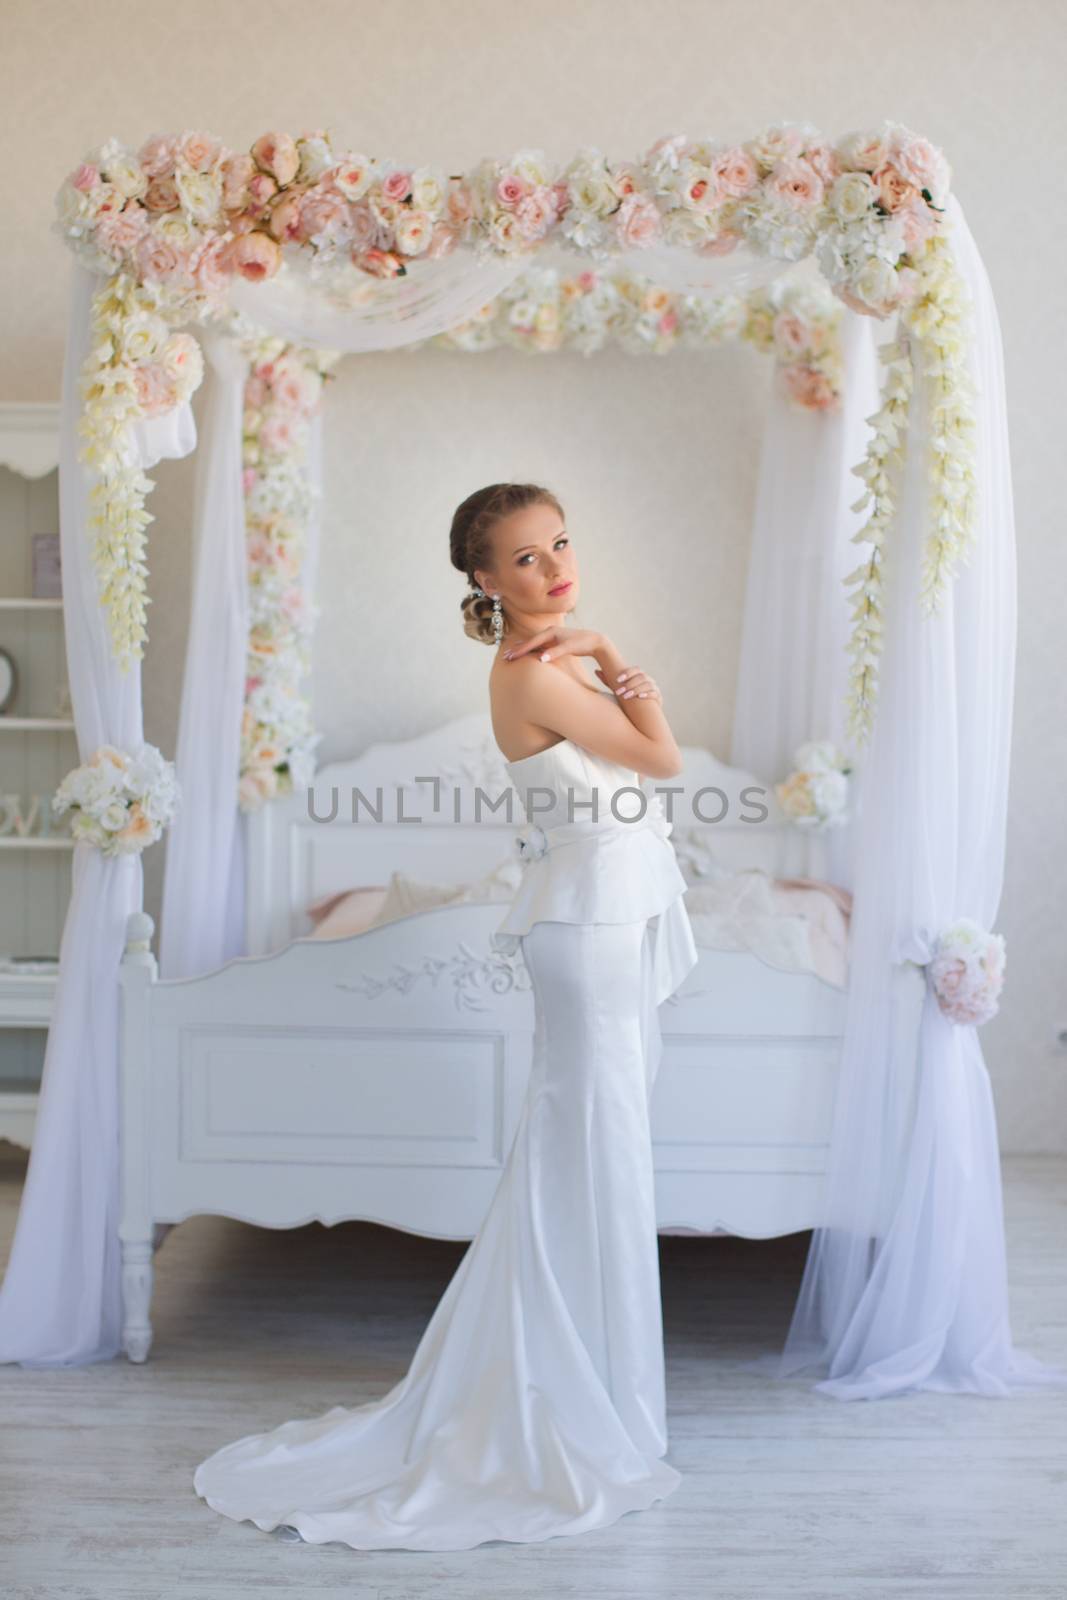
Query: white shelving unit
[[0, 402, 69, 1148]]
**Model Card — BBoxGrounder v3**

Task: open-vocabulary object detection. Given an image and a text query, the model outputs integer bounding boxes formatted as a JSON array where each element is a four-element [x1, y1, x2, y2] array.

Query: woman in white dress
[[193, 482, 699, 1550]]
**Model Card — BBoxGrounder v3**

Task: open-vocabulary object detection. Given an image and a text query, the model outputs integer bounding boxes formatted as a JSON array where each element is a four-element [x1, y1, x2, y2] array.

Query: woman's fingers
[[615, 667, 659, 700]]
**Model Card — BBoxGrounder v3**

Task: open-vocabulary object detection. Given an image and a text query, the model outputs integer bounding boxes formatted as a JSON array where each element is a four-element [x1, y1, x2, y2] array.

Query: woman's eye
[[518, 537, 568, 567]]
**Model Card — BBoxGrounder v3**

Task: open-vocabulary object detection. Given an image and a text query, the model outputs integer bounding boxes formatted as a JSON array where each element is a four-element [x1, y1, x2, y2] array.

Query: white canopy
[[1, 192, 1059, 1412]]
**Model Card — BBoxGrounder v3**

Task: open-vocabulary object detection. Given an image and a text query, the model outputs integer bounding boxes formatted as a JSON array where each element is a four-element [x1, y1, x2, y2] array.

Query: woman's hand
[[502, 627, 604, 663], [595, 665, 662, 703]]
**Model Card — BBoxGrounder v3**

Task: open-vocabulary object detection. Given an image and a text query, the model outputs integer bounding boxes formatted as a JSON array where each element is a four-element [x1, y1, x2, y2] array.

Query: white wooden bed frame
[[118, 714, 925, 1360]]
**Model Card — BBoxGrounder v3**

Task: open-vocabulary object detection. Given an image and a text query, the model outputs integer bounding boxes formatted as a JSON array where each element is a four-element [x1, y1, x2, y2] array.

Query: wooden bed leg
[[119, 911, 158, 1363], [121, 1236, 154, 1363]]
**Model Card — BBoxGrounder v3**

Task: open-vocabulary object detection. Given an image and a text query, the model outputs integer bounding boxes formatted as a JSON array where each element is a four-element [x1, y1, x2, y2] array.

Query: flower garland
[[237, 333, 339, 811], [79, 274, 207, 666], [413, 266, 844, 409], [55, 119, 964, 742], [52, 743, 179, 856], [928, 918, 1006, 1026], [774, 740, 854, 830]]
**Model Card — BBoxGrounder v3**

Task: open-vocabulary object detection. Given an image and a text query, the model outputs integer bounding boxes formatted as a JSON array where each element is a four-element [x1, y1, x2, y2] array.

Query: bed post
[[118, 911, 157, 1363]]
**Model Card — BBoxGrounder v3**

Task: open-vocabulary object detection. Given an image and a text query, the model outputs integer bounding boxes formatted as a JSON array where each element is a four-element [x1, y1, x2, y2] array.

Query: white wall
[[1, 0, 1064, 1150]]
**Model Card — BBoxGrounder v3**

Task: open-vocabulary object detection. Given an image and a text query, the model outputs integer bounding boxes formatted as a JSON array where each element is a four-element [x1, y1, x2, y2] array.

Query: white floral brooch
[[514, 823, 549, 863]]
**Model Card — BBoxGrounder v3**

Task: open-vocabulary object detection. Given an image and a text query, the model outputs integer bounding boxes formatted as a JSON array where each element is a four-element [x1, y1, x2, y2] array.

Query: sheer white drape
[[731, 301, 882, 889], [158, 336, 250, 980], [161, 249, 538, 976], [778, 195, 1067, 1398], [0, 264, 195, 1365], [228, 249, 533, 352]]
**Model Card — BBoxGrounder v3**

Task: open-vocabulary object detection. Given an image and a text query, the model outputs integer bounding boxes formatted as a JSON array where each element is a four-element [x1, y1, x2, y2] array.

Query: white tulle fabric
[[777, 195, 1067, 1399], [228, 247, 532, 352], [730, 293, 882, 893], [0, 264, 177, 1365], [159, 335, 250, 979], [194, 743, 697, 1549]]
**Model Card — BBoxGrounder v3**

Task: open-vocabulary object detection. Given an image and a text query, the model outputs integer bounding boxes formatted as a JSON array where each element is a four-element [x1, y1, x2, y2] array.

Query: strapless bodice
[[491, 737, 699, 1007]]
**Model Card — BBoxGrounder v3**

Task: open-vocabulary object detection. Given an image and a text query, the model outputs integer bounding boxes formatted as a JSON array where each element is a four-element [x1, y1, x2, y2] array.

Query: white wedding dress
[[193, 736, 699, 1550]]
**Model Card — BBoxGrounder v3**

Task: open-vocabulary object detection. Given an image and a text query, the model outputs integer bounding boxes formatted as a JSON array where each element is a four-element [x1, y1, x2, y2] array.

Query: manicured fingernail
[[617, 671, 628, 680], [623, 689, 634, 698], [503, 651, 512, 659], [540, 652, 550, 661], [638, 692, 647, 698]]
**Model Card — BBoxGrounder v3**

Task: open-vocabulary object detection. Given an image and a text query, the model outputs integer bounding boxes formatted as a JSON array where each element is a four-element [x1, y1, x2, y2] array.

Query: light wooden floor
[[2, 1148, 1065, 1599]]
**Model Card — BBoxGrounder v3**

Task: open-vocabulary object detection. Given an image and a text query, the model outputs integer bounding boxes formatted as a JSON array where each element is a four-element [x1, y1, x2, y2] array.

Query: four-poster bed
[[1, 118, 1060, 1403]]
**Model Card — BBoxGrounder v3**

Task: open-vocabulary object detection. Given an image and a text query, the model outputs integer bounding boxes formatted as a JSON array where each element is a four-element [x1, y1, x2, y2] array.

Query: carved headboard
[[243, 711, 788, 955]]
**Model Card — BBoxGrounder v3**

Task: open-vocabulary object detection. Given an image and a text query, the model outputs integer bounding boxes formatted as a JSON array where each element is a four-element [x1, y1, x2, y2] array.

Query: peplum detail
[[490, 738, 699, 1007]]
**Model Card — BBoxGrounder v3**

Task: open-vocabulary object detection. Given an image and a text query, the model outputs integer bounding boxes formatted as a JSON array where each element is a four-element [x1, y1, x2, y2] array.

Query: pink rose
[[96, 205, 149, 256], [138, 135, 177, 178], [872, 163, 918, 213], [259, 413, 296, 454], [659, 309, 678, 335], [143, 177, 180, 213], [447, 181, 474, 225], [496, 174, 525, 209], [228, 230, 281, 282], [247, 172, 278, 212], [347, 200, 377, 250], [72, 163, 99, 192], [242, 467, 257, 494], [382, 168, 412, 202], [685, 172, 723, 211], [244, 375, 267, 407], [273, 368, 313, 412], [577, 270, 597, 290], [179, 132, 222, 174], [615, 193, 661, 249], [773, 312, 811, 354], [268, 191, 307, 242], [936, 957, 966, 997], [332, 160, 373, 200], [300, 187, 348, 238], [782, 365, 837, 411], [712, 147, 759, 198], [892, 135, 948, 199], [806, 142, 842, 186], [514, 188, 556, 240], [190, 235, 232, 295], [771, 158, 825, 209], [136, 232, 183, 282], [133, 363, 177, 417], [250, 132, 300, 187]]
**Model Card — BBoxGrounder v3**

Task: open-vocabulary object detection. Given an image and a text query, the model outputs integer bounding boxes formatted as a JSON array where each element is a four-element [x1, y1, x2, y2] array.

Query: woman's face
[[475, 501, 579, 633]]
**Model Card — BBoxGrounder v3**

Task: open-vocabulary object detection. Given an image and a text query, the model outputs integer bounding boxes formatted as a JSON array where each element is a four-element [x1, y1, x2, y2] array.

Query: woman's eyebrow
[[512, 530, 566, 555]]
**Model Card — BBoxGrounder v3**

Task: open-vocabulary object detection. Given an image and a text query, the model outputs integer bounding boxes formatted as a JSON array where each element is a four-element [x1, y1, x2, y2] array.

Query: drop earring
[[471, 585, 505, 645]]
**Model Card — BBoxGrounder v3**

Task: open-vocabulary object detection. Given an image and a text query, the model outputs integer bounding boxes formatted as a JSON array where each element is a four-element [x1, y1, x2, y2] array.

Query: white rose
[[410, 167, 444, 212], [296, 135, 334, 182], [810, 769, 849, 819], [830, 172, 875, 224], [175, 168, 222, 223], [510, 148, 552, 187], [105, 153, 148, 201], [121, 313, 168, 363], [854, 255, 899, 310], [99, 799, 130, 832], [155, 212, 199, 251], [567, 166, 616, 216]]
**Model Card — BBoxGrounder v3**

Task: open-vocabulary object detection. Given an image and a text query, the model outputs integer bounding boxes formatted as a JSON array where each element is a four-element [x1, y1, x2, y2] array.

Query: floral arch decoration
[[55, 118, 972, 805]]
